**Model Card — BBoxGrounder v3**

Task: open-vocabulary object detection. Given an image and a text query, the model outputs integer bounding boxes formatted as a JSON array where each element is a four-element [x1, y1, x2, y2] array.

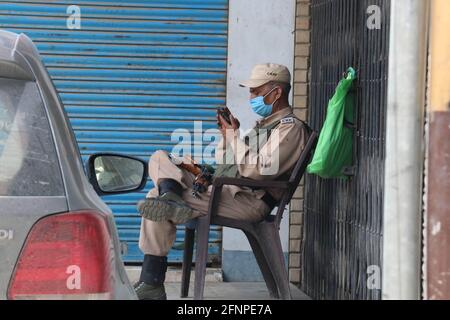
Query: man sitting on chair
[[134, 63, 311, 300]]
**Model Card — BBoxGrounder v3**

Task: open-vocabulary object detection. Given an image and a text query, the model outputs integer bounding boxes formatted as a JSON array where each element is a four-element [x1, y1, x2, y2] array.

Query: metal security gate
[[302, 0, 390, 299], [0, 0, 227, 264]]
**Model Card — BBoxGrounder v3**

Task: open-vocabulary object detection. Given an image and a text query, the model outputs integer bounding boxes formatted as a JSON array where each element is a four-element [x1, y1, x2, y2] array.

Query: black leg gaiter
[[158, 178, 183, 197], [139, 255, 168, 286]]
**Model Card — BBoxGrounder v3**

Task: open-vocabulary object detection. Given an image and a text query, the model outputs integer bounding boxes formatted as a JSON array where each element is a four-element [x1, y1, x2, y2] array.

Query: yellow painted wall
[[430, 0, 450, 112]]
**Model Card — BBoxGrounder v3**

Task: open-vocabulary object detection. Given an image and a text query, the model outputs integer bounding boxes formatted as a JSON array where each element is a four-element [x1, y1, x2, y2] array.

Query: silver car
[[0, 30, 148, 299]]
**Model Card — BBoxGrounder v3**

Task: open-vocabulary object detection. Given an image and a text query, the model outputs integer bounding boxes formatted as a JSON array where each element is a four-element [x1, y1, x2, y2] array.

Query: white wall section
[[224, 0, 296, 253]]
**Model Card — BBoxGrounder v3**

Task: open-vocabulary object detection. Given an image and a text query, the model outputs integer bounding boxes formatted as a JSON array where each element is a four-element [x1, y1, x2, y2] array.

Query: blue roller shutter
[[1, 0, 227, 263]]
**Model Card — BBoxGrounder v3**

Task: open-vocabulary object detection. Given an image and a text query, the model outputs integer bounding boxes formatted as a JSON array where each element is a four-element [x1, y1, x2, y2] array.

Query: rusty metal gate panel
[[302, 0, 390, 300], [0, 0, 228, 264]]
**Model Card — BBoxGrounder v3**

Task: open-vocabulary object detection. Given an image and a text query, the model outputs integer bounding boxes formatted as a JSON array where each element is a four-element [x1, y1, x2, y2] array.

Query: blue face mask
[[250, 87, 279, 117]]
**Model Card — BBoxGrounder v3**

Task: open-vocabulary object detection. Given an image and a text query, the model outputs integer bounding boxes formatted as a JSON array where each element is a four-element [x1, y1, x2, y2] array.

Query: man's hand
[[217, 108, 240, 138]]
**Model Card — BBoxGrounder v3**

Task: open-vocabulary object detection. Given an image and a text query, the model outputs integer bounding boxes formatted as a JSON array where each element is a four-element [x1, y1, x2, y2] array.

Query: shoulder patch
[[281, 117, 294, 124]]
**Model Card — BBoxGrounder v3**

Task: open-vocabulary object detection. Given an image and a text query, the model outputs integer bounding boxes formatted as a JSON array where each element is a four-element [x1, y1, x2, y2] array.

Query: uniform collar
[[257, 107, 293, 128]]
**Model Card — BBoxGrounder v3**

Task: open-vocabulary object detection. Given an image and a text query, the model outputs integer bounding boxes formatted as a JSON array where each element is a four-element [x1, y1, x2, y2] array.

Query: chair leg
[[180, 227, 195, 298], [244, 231, 279, 299], [193, 215, 211, 300], [256, 223, 292, 300]]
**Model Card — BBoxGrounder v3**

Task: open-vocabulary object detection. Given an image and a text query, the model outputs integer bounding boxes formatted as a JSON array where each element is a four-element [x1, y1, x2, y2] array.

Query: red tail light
[[8, 211, 114, 300]]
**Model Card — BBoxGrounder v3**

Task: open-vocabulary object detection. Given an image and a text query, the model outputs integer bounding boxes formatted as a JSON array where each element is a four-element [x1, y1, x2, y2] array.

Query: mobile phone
[[217, 107, 231, 124]]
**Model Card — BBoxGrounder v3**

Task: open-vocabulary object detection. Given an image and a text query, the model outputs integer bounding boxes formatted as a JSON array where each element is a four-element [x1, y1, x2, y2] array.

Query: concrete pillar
[[382, 0, 429, 300]]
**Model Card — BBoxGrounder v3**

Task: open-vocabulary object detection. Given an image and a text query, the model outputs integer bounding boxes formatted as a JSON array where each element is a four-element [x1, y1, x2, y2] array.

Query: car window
[[0, 78, 64, 196]]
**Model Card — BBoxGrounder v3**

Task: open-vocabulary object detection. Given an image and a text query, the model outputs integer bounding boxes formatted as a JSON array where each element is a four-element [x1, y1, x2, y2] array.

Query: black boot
[[134, 255, 168, 300], [137, 179, 195, 224]]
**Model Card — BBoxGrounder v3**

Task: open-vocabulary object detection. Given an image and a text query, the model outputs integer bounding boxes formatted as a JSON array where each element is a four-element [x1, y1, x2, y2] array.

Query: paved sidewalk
[[126, 266, 310, 300], [165, 282, 310, 300]]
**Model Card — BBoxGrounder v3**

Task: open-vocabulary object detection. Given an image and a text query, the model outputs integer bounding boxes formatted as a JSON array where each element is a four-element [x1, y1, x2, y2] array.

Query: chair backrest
[[272, 131, 318, 228]]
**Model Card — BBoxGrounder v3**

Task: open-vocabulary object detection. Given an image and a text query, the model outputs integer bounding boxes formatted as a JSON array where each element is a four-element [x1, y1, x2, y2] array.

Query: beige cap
[[239, 63, 291, 88]]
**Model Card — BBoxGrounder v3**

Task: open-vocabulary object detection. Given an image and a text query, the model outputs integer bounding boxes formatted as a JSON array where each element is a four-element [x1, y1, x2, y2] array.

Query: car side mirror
[[86, 153, 148, 196]]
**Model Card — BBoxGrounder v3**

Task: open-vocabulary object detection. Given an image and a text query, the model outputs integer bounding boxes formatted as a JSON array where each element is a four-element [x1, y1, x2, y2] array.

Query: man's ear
[[275, 86, 283, 100]]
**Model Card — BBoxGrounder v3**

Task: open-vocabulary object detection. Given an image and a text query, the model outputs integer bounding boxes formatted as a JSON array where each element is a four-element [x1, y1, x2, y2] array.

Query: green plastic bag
[[307, 67, 356, 179]]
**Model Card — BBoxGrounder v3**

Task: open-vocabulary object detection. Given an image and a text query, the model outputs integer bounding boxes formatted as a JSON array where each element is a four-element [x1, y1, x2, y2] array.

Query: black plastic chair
[[180, 132, 318, 300]]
